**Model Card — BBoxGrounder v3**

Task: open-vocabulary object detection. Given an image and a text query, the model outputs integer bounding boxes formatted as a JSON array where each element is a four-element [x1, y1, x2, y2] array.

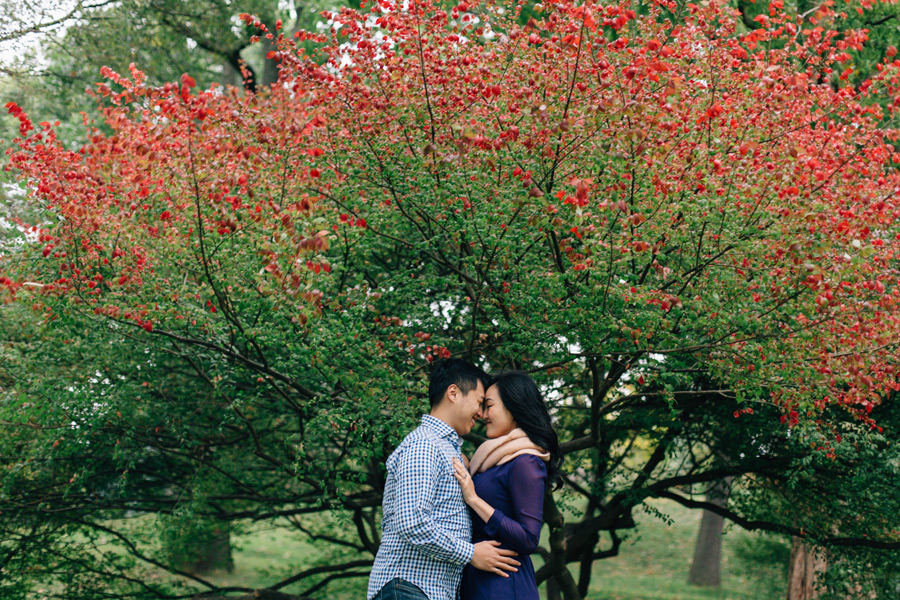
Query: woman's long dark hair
[[490, 371, 563, 490]]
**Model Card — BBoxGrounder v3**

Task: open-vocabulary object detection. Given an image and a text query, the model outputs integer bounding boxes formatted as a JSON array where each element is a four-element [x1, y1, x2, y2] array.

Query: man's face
[[454, 379, 485, 436]]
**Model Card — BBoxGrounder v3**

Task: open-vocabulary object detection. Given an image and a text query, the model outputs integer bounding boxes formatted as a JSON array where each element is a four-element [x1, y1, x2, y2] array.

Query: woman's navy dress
[[460, 455, 547, 600]]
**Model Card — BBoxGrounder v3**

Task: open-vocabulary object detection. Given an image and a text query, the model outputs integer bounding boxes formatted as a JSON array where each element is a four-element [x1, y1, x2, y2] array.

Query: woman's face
[[482, 384, 517, 438]]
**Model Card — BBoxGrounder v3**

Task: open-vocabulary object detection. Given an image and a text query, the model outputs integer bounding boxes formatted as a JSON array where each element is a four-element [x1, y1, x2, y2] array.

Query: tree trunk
[[545, 577, 560, 600], [687, 477, 732, 587], [192, 527, 234, 573], [261, 19, 280, 88], [171, 526, 234, 574], [576, 539, 596, 598], [541, 492, 583, 600], [576, 498, 599, 597], [786, 537, 825, 600], [222, 59, 241, 89]]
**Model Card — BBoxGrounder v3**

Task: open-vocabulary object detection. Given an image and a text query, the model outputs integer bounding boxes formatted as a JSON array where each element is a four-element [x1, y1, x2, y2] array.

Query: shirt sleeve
[[482, 455, 547, 554], [393, 438, 475, 565]]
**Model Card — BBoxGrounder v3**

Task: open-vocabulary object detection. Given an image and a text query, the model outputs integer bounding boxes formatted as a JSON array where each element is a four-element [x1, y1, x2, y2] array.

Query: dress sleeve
[[482, 455, 547, 553], [393, 438, 474, 565]]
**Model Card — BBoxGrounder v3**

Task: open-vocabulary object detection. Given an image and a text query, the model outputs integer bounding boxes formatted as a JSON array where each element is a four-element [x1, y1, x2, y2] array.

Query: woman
[[451, 371, 562, 600]]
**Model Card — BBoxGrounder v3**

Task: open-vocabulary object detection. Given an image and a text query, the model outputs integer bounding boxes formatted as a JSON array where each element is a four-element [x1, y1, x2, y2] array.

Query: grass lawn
[[572, 500, 785, 599], [207, 523, 327, 590], [185, 499, 787, 599], [32, 499, 784, 599]]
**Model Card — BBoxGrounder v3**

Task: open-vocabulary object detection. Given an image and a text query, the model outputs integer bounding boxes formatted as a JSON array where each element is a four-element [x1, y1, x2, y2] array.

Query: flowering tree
[[3, 0, 900, 598]]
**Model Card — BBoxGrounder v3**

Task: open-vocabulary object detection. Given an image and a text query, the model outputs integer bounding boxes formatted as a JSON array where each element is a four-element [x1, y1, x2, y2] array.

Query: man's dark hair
[[428, 358, 489, 408]]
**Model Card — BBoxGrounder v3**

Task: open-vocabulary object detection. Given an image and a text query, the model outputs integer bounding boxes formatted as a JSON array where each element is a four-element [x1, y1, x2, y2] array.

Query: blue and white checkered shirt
[[367, 415, 474, 600]]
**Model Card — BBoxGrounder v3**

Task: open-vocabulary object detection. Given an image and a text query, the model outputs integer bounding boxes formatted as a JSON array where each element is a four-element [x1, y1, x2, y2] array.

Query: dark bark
[[687, 477, 733, 587], [546, 578, 561, 600], [576, 530, 598, 597], [222, 49, 248, 89], [538, 492, 583, 600], [865, 14, 897, 27]]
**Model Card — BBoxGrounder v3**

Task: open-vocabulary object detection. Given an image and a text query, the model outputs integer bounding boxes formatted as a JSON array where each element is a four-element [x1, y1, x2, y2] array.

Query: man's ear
[[446, 384, 459, 403]]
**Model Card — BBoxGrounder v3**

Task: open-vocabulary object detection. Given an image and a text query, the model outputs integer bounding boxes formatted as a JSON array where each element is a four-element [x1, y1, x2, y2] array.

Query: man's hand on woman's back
[[470, 540, 520, 577]]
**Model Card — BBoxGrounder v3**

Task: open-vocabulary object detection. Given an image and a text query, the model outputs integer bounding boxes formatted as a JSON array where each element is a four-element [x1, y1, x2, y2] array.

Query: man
[[368, 359, 521, 600]]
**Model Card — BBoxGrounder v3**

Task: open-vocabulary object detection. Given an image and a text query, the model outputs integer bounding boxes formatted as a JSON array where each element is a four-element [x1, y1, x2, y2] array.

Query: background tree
[[3, 0, 896, 144], [3, 0, 900, 599], [0, 0, 346, 147], [687, 477, 732, 588]]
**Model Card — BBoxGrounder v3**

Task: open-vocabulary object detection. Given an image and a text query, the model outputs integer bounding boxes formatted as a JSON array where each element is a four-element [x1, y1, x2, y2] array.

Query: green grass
[[171, 517, 370, 597], [210, 524, 325, 590], [190, 499, 786, 599], [573, 500, 783, 600], [41, 500, 785, 599]]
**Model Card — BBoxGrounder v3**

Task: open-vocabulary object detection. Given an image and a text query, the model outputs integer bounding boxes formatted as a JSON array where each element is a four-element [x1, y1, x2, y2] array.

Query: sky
[[0, 0, 79, 70]]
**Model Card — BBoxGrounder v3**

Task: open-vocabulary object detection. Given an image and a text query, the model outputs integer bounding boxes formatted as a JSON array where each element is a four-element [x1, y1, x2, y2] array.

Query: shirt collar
[[422, 414, 462, 449]]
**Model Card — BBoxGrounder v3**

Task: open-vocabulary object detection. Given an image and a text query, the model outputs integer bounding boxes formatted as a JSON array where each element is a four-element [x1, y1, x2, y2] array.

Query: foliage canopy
[[3, 0, 900, 597]]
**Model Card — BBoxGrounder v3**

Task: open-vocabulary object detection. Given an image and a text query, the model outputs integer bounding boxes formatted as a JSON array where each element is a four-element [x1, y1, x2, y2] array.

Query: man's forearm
[[397, 516, 474, 565]]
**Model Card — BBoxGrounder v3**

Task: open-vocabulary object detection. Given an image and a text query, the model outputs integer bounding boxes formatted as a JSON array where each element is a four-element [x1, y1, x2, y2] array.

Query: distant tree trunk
[[688, 477, 733, 587], [261, 19, 280, 88], [786, 537, 825, 600], [191, 527, 234, 574], [223, 48, 256, 92], [222, 59, 241, 89], [170, 525, 234, 574]]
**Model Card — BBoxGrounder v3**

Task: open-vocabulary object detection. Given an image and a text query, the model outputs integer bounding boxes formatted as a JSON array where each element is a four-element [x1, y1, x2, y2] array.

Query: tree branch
[[656, 490, 900, 550]]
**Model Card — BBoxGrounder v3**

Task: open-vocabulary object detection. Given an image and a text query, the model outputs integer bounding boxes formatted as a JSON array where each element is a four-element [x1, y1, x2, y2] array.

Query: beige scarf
[[468, 428, 550, 474]]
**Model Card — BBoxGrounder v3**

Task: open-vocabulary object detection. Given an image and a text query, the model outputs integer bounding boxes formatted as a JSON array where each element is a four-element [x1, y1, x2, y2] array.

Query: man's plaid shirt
[[367, 415, 474, 600]]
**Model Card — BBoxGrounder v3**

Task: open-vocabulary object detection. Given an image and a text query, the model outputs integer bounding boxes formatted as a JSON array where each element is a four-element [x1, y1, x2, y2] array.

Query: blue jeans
[[372, 578, 428, 600]]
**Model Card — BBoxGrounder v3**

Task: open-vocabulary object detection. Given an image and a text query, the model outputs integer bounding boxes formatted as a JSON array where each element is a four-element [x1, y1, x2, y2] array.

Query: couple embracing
[[368, 359, 562, 600]]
